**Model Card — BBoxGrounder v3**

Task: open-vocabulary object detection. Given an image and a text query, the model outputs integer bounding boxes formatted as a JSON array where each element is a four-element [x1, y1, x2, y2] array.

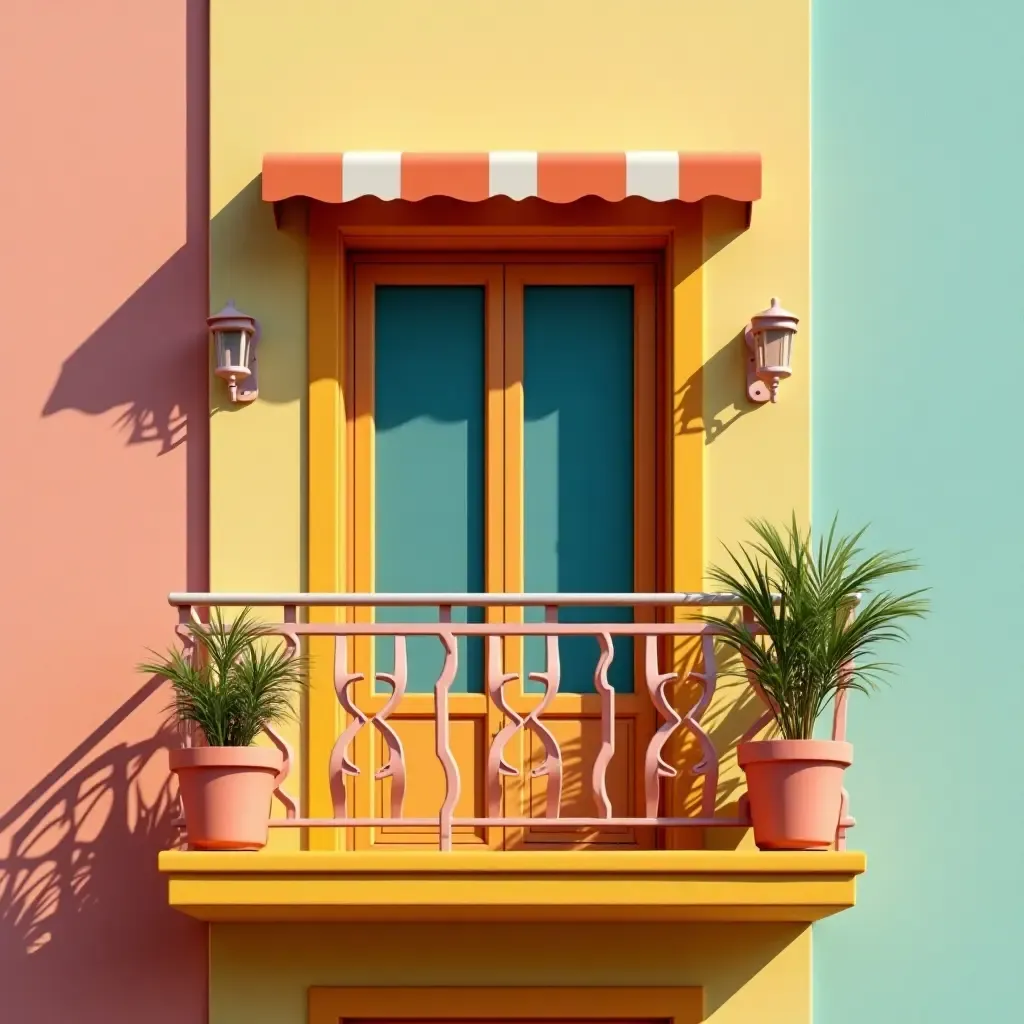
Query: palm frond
[[138, 607, 308, 747], [699, 515, 928, 740]]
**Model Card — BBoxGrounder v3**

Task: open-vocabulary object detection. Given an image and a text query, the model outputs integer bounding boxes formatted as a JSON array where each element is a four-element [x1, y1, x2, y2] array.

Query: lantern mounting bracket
[[233, 325, 260, 404], [744, 331, 773, 404]]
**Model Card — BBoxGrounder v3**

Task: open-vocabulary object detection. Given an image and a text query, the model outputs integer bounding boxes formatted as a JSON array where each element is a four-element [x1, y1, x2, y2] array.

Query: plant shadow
[[0, 682, 205, 1023]]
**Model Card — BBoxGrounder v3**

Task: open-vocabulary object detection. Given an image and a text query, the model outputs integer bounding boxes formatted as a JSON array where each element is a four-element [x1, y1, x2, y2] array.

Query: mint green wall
[[812, 1, 1022, 1019]]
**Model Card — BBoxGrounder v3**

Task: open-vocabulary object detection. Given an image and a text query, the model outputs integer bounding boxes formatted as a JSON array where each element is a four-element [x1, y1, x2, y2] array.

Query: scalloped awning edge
[[261, 151, 762, 205]]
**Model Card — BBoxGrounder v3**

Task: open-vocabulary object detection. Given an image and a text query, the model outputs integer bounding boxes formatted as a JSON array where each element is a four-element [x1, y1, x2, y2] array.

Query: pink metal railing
[[167, 593, 855, 850]]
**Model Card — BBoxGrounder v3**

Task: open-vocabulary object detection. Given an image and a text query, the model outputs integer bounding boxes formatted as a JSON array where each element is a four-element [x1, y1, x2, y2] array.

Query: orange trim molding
[[308, 985, 704, 1024]]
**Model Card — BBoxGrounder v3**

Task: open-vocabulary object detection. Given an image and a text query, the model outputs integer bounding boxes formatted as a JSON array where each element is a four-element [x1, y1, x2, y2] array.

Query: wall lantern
[[745, 297, 799, 404], [208, 301, 259, 403]]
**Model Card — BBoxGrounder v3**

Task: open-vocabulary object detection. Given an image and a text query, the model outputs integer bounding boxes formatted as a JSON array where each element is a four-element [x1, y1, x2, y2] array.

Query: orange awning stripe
[[262, 152, 761, 204]]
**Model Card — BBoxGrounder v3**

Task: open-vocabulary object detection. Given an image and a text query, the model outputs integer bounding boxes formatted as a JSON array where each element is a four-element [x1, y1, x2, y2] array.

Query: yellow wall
[[208, 0, 811, 1011], [211, 921, 812, 1024], [208, 0, 809, 848]]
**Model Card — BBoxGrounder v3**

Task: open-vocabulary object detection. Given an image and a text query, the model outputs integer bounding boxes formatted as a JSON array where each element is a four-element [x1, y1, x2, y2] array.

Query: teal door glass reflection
[[523, 285, 635, 694], [374, 285, 485, 694]]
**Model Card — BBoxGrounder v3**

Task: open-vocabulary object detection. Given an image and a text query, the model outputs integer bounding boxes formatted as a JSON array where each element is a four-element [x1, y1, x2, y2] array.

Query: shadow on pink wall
[[0, 0, 209, 1020], [0, 685, 199, 1019], [41, 241, 196, 455]]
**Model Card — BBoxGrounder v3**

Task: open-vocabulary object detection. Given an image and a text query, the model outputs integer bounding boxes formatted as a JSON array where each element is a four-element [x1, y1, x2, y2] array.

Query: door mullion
[[484, 264, 507, 850], [501, 266, 528, 849]]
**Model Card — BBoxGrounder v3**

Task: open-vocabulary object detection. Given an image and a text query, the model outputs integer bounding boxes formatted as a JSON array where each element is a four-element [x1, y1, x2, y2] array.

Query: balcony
[[157, 593, 865, 923]]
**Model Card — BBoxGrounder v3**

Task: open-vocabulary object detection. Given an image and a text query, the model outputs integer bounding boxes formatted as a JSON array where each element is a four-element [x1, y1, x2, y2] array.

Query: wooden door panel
[[368, 712, 491, 847], [519, 715, 645, 847]]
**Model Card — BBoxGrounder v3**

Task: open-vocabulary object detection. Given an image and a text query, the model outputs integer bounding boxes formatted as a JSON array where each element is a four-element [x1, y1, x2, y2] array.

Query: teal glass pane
[[523, 285, 635, 694], [374, 285, 485, 694]]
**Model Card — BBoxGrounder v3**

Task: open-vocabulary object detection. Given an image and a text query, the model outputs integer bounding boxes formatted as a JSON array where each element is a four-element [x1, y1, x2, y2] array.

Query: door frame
[[307, 207, 707, 852], [344, 257, 661, 850], [309, 986, 704, 1024]]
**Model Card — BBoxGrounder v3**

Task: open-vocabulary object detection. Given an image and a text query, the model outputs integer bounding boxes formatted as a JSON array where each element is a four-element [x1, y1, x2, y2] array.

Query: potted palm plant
[[703, 516, 927, 851], [140, 608, 306, 851]]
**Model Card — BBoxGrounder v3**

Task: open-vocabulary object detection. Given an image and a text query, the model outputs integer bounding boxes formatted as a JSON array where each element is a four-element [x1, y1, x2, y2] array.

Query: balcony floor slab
[[159, 849, 866, 924]]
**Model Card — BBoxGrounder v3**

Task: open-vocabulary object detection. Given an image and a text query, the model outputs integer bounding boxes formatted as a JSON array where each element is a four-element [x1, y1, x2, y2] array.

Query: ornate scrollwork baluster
[[736, 605, 781, 825], [681, 634, 722, 818], [834, 655, 855, 849], [329, 636, 366, 817], [172, 605, 203, 754], [434, 631, 460, 850], [737, 605, 780, 745], [590, 633, 616, 818], [643, 636, 681, 817], [373, 636, 408, 818], [328, 634, 409, 820], [486, 634, 521, 817], [262, 627, 300, 819], [171, 605, 204, 842], [526, 630, 564, 819]]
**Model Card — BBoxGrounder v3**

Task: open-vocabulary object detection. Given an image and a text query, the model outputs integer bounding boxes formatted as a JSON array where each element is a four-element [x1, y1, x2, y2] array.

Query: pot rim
[[168, 745, 284, 770], [737, 738, 853, 767]]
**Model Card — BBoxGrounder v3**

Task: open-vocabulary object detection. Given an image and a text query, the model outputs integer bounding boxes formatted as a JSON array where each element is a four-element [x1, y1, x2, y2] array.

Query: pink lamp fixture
[[208, 301, 259, 403], [745, 297, 799, 403]]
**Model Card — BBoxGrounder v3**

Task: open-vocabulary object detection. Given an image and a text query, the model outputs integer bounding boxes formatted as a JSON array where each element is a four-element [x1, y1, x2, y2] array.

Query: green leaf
[[138, 607, 308, 747], [698, 515, 928, 740]]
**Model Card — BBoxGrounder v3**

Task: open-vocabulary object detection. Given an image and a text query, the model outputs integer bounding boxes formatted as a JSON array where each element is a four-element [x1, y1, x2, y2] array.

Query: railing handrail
[[169, 591, 780, 608]]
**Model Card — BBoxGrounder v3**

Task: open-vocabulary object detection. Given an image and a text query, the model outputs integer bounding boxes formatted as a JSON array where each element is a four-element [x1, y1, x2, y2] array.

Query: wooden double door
[[343, 258, 660, 850]]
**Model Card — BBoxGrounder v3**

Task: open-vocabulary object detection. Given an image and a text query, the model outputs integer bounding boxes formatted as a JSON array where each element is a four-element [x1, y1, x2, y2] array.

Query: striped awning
[[262, 152, 761, 205]]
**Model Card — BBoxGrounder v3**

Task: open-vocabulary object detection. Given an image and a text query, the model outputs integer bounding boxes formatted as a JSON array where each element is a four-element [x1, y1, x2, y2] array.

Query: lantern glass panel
[[758, 328, 793, 373], [217, 329, 250, 372]]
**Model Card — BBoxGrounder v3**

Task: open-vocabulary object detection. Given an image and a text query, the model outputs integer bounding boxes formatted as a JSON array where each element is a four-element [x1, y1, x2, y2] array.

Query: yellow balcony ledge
[[158, 849, 866, 924]]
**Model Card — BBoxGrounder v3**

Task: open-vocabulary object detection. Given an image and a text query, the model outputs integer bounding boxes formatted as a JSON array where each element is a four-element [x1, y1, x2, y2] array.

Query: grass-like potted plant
[[140, 608, 306, 851], [703, 516, 928, 851]]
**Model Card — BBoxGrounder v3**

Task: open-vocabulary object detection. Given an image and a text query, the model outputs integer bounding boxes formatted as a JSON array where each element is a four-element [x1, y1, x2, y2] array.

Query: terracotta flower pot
[[737, 739, 853, 851], [169, 745, 283, 851]]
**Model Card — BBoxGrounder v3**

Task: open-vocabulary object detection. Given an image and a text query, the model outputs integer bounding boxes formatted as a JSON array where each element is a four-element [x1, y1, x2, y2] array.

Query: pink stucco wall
[[0, 1, 209, 1020]]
